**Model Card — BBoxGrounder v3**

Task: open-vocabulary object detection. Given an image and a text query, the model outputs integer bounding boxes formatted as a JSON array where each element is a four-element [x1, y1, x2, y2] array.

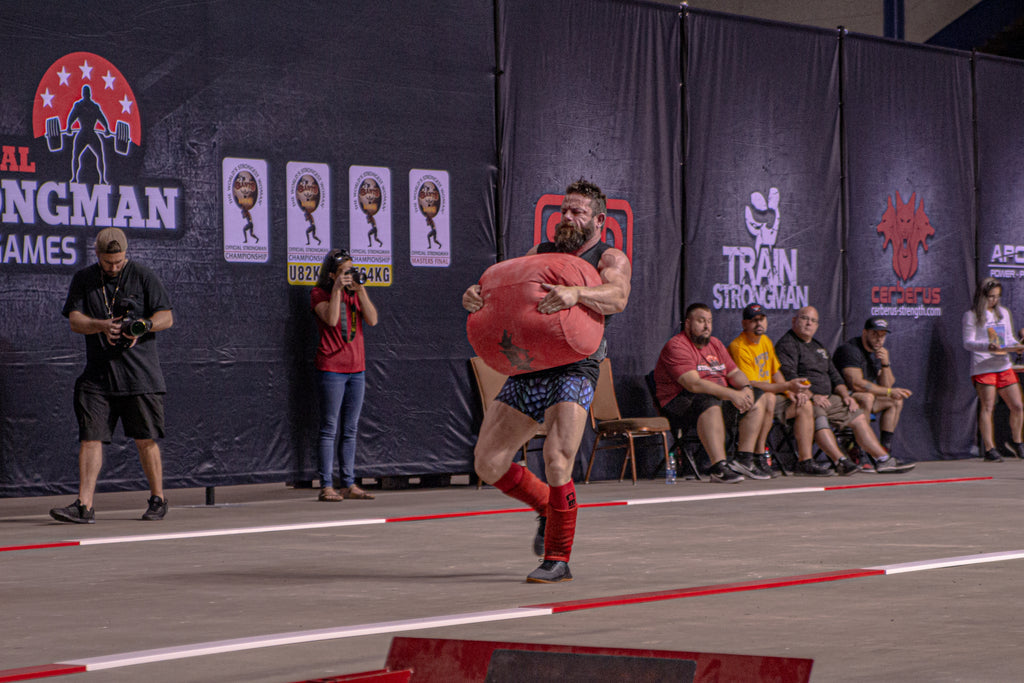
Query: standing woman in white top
[[963, 277, 1024, 461]]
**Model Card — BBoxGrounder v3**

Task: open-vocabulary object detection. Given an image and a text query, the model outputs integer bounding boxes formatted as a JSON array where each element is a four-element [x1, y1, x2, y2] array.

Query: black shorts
[[662, 387, 751, 430], [74, 383, 165, 443]]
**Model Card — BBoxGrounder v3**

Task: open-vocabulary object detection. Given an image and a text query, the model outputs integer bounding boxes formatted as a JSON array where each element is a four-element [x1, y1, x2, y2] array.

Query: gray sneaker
[[708, 460, 744, 483], [526, 560, 573, 583], [142, 495, 168, 521], [728, 455, 771, 481], [49, 499, 95, 524], [793, 458, 836, 477], [872, 454, 916, 473]]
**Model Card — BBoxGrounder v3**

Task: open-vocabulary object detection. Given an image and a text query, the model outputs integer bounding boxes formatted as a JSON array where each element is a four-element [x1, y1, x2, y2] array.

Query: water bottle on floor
[[666, 453, 677, 484]]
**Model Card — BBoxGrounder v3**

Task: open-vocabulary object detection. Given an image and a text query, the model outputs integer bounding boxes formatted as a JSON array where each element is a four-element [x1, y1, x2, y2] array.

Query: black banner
[[684, 11, 843, 349], [842, 36, 975, 460], [498, 0, 681, 477]]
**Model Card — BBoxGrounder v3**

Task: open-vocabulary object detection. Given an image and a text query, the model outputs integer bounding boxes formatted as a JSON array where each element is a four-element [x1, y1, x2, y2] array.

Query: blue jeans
[[317, 370, 366, 488]]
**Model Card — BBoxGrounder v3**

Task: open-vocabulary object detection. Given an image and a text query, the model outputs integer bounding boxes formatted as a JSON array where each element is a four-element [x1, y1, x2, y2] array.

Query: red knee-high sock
[[492, 465, 549, 514], [544, 481, 578, 562]]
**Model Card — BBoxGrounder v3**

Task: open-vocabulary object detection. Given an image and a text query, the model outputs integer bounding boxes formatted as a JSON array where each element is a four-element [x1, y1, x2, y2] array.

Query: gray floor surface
[[2, 459, 1022, 682]]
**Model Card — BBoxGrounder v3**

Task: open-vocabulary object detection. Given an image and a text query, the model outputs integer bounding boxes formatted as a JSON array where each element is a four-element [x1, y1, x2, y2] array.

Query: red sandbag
[[467, 253, 605, 375]]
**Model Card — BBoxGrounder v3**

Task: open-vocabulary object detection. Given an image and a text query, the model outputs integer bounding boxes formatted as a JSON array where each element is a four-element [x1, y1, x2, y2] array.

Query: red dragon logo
[[876, 191, 934, 283]]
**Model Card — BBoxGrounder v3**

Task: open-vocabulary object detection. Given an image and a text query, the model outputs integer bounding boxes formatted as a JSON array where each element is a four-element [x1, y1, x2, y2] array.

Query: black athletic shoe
[[756, 453, 781, 479], [141, 495, 168, 521], [49, 499, 95, 524], [526, 559, 573, 583], [533, 515, 546, 556], [1014, 443, 1024, 460], [707, 460, 744, 483], [728, 455, 771, 481], [793, 458, 835, 477], [872, 454, 916, 473], [983, 448, 1004, 463], [834, 456, 862, 476]]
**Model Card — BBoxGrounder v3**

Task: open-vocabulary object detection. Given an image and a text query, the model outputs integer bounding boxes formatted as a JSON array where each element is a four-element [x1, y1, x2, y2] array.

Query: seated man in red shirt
[[653, 303, 772, 483]]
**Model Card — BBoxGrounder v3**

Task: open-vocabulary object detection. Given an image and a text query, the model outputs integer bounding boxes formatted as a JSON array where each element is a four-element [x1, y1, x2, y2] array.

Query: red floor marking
[[524, 569, 885, 613], [0, 663, 86, 682], [824, 476, 992, 491], [386, 500, 626, 523], [0, 541, 81, 554]]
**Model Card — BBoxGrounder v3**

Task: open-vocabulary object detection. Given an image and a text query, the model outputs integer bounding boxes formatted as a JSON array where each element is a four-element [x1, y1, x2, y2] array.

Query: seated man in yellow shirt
[[728, 304, 857, 476]]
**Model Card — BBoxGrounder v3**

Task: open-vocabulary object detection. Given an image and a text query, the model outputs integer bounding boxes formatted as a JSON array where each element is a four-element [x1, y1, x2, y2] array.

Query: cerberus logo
[[32, 52, 141, 184], [876, 191, 934, 283]]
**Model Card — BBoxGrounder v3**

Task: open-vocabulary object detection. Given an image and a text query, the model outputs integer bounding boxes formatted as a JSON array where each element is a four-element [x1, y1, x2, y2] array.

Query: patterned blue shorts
[[496, 372, 595, 423]]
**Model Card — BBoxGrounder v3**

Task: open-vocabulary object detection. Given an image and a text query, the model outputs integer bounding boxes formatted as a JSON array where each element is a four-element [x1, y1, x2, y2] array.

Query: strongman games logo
[[0, 51, 181, 267], [712, 187, 808, 311], [33, 52, 141, 184], [533, 193, 634, 263], [869, 191, 941, 317]]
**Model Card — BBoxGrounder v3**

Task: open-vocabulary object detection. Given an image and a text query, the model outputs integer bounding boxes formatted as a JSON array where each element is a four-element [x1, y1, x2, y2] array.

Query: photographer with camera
[[312, 249, 378, 501], [50, 228, 174, 524]]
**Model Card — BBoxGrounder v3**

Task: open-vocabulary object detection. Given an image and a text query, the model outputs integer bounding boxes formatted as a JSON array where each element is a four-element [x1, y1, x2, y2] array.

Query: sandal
[[318, 487, 344, 502], [341, 485, 375, 500]]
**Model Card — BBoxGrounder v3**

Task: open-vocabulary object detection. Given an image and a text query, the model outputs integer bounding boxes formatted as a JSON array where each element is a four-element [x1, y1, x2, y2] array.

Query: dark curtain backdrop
[[684, 11, 843, 350], [497, 0, 681, 477], [842, 36, 975, 460], [0, 0, 497, 495]]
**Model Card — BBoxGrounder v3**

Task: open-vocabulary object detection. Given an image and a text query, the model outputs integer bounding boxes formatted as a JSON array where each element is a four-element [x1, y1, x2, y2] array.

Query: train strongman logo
[[32, 52, 142, 184]]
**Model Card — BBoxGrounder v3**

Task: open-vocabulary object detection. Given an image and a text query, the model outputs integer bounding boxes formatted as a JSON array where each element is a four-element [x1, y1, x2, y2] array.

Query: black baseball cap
[[742, 303, 766, 320], [864, 316, 890, 332]]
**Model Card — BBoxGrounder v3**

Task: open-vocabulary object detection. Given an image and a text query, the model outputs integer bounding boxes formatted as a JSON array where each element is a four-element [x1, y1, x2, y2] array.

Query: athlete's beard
[[553, 218, 596, 253], [690, 331, 710, 347]]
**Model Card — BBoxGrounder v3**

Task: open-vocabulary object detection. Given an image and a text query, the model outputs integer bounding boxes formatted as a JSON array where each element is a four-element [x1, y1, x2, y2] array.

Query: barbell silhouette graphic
[[44, 116, 132, 156]]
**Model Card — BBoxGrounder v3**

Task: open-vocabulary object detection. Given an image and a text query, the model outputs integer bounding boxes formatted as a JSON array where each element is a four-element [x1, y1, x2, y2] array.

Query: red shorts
[[972, 368, 1020, 389]]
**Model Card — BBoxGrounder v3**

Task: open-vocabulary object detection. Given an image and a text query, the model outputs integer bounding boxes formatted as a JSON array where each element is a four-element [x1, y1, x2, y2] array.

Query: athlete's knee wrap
[[467, 253, 604, 376]]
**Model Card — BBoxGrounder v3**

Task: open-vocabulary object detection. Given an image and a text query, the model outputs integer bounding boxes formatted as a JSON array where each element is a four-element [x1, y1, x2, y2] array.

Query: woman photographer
[[312, 249, 378, 500]]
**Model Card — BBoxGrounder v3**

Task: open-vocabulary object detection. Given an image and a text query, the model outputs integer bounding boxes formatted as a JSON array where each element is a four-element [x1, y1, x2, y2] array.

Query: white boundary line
[[870, 549, 1024, 574], [77, 519, 388, 545], [60, 608, 550, 671], [626, 487, 825, 505]]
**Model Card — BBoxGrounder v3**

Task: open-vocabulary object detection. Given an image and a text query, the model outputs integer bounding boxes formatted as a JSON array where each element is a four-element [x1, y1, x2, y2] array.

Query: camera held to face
[[333, 251, 368, 286]]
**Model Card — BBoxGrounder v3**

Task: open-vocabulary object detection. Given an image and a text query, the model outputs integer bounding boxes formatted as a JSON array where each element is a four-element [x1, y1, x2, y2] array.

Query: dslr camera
[[333, 250, 368, 285], [111, 298, 151, 349]]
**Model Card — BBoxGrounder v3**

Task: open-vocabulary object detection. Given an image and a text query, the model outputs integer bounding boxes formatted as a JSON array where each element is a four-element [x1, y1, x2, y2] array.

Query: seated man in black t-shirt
[[832, 317, 912, 454]]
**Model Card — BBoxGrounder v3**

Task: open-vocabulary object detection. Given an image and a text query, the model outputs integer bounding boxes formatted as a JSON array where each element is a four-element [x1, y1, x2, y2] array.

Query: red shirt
[[653, 332, 737, 407], [311, 286, 365, 373]]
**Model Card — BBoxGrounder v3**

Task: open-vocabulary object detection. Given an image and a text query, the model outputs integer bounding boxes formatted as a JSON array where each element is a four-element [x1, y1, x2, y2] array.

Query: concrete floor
[[2, 459, 1022, 682]]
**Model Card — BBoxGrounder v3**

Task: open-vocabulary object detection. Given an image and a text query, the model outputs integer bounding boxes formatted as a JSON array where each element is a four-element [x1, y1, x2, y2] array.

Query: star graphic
[[57, 66, 71, 86], [119, 95, 133, 114], [41, 89, 55, 108], [79, 59, 93, 80], [102, 71, 116, 90]]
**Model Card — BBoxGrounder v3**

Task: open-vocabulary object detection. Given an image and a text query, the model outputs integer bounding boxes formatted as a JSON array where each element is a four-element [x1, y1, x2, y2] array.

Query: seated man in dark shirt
[[653, 303, 773, 483], [833, 317, 912, 455], [775, 306, 914, 473]]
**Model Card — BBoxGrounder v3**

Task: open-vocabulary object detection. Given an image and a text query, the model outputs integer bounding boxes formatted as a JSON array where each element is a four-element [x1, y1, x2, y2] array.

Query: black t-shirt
[[833, 336, 879, 384], [774, 329, 846, 396], [62, 259, 172, 395]]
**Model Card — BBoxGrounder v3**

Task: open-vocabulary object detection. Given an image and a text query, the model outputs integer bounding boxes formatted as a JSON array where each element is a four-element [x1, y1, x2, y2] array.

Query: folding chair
[[584, 359, 672, 485], [644, 371, 706, 481], [469, 357, 547, 487]]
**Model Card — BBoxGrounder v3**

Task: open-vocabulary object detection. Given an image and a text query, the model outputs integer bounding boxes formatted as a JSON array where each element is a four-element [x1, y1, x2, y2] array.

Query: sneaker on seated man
[[653, 303, 775, 484], [775, 306, 915, 474], [728, 303, 855, 478]]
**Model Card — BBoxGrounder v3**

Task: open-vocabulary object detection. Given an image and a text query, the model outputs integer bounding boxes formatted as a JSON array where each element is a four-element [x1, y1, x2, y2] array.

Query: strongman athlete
[[462, 179, 631, 583]]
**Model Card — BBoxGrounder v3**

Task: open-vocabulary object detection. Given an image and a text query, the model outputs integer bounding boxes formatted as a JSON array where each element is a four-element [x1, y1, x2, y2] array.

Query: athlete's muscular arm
[[537, 248, 631, 316]]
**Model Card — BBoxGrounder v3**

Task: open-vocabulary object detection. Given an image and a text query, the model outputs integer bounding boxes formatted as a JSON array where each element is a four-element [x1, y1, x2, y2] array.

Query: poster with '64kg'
[[349, 165, 392, 286]]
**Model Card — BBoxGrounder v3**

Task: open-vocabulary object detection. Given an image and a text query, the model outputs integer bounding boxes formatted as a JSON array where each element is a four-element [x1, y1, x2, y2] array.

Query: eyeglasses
[[797, 315, 818, 324]]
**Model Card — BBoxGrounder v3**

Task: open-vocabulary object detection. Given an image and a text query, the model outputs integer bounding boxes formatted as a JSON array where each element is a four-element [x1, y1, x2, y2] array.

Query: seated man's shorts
[[972, 368, 1019, 389], [75, 382, 165, 443], [496, 372, 595, 423], [661, 387, 758, 430], [775, 393, 862, 431]]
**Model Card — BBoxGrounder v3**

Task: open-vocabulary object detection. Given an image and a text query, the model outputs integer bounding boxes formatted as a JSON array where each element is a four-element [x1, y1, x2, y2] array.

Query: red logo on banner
[[533, 194, 633, 263], [32, 52, 142, 184], [876, 191, 934, 283]]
